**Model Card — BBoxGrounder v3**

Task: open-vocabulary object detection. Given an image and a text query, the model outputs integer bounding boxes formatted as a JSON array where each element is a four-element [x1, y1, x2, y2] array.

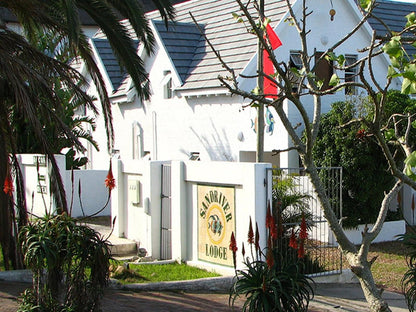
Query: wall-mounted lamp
[[330, 8, 336, 21], [189, 152, 200, 161]]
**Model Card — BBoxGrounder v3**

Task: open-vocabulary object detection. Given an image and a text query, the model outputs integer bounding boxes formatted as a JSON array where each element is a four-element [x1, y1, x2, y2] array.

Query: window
[[189, 152, 200, 161], [132, 122, 143, 159], [315, 52, 333, 91], [289, 51, 303, 93], [344, 55, 358, 95], [162, 70, 173, 99]]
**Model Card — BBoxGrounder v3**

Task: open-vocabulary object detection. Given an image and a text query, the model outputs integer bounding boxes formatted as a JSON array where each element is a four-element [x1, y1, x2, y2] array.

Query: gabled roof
[[152, 20, 202, 83], [92, 38, 129, 92], [92, 0, 415, 96], [148, 0, 292, 91]]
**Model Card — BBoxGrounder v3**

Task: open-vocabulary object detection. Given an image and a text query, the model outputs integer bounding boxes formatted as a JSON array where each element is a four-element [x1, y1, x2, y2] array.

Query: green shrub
[[18, 214, 111, 312], [311, 93, 414, 227]]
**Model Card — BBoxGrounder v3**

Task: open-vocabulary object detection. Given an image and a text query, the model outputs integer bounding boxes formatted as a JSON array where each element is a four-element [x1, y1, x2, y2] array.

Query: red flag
[[263, 23, 282, 99]]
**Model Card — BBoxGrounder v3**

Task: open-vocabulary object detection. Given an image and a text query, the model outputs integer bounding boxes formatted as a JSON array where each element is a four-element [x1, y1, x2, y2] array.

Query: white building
[[79, 0, 410, 169]]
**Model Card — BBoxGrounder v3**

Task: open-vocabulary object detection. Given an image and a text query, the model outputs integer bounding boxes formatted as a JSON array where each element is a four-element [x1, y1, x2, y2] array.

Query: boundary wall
[[17, 154, 109, 218], [111, 159, 272, 274]]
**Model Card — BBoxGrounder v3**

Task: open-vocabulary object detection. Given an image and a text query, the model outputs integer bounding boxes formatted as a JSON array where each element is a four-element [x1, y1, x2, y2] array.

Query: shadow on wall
[[183, 120, 235, 161]]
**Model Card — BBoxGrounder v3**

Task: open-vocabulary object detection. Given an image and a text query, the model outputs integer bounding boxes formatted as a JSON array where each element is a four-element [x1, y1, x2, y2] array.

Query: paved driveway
[[1, 281, 333, 312]]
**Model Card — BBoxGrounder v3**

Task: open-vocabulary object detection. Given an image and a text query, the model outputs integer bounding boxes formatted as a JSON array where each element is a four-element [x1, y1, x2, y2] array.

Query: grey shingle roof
[[93, 0, 415, 95], [148, 0, 292, 91], [368, 0, 415, 36], [152, 20, 202, 83], [367, 0, 416, 55], [92, 39, 128, 92]]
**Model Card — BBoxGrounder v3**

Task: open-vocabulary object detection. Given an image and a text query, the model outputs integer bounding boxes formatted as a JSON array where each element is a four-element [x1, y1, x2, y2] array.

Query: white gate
[[160, 163, 172, 260], [268, 167, 343, 276]]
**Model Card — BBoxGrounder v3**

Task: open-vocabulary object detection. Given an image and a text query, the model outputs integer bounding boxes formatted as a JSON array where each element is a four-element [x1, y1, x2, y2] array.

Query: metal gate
[[268, 167, 343, 277], [160, 163, 172, 260]]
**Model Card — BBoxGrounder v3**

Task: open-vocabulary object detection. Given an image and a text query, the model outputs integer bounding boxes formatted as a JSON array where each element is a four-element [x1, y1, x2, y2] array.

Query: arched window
[[132, 122, 143, 159]]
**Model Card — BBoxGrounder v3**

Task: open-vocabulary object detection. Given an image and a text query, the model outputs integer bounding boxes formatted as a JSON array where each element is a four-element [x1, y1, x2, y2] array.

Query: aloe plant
[[229, 206, 314, 312], [19, 214, 111, 312]]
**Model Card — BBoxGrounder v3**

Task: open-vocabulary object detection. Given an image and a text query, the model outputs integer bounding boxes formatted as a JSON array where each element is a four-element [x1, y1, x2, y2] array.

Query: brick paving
[[0, 281, 330, 312]]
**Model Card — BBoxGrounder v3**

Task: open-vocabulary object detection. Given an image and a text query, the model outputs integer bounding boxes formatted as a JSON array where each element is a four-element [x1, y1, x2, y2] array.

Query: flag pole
[[256, 0, 265, 163]]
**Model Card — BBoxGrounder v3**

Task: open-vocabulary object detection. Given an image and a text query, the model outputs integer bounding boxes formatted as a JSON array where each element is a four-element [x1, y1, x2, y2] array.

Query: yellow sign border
[[197, 184, 235, 267]]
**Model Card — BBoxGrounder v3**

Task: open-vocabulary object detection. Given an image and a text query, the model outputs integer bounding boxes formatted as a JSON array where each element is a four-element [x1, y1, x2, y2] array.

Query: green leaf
[[406, 12, 416, 28], [360, 0, 372, 11], [390, 57, 401, 69], [387, 65, 400, 78], [290, 67, 300, 76], [337, 54, 346, 67], [404, 151, 416, 180], [401, 77, 413, 94], [383, 36, 403, 59], [384, 128, 395, 141], [329, 74, 340, 87]]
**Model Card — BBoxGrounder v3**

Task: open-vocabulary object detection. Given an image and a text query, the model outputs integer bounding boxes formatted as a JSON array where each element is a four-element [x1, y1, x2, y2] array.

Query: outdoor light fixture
[[330, 8, 336, 21], [329, 0, 335, 21], [189, 152, 200, 161]]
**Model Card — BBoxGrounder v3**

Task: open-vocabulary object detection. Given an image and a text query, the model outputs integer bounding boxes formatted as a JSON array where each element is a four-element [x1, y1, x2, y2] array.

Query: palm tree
[[0, 0, 174, 269]]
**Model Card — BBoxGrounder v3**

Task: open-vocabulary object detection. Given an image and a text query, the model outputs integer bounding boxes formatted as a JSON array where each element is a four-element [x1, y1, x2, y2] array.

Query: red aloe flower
[[229, 232, 238, 253], [298, 241, 305, 259], [289, 229, 298, 249], [255, 222, 260, 252], [356, 129, 366, 140], [266, 202, 273, 229], [270, 218, 278, 240], [266, 248, 274, 269], [299, 214, 308, 240], [3, 173, 14, 197], [248, 217, 254, 244], [242, 242, 246, 257], [105, 161, 116, 191], [230, 232, 238, 269]]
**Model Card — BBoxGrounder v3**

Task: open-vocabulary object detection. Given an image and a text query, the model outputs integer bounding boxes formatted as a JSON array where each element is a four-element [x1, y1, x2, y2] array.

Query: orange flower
[[299, 214, 308, 240], [289, 229, 298, 249], [105, 161, 116, 191], [3, 173, 14, 197]]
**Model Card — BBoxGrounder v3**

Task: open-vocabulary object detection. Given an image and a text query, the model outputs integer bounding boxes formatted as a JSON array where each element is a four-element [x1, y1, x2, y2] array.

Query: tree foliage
[[0, 0, 174, 270], [312, 95, 415, 227]]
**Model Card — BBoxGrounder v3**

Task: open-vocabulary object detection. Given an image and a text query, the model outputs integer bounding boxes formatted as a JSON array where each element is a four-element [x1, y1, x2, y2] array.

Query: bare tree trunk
[[344, 251, 391, 312]]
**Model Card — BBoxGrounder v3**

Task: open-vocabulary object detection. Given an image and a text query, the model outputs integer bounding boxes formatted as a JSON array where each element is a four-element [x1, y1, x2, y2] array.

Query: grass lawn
[[111, 261, 221, 284], [369, 241, 409, 293]]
